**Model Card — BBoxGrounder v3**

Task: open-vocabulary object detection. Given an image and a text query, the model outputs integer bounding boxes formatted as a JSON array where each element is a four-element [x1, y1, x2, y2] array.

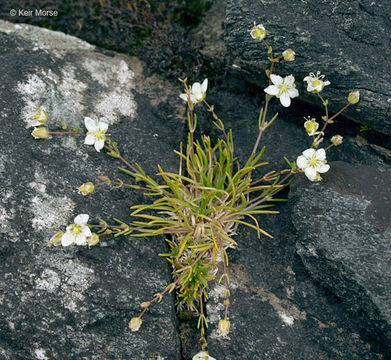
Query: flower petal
[[98, 122, 108, 131], [61, 232, 74, 247], [94, 139, 105, 152], [84, 117, 97, 132], [317, 163, 330, 173], [315, 148, 326, 160], [270, 74, 283, 85], [284, 75, 295, 86], [179, 93, 188, 102], [280, 92, 291, 107], [304, 167, 317, 181], [302, 148, 316, 158], [75, 234, 88, 246], [84, 134, 96, 145], [201, 79, 208, 93], [288, 87, 299, 98], [74, 214, 89, 225], [264, 85, 279, 96], [296, 155, 307, 169], [192, 82, 201, 94]]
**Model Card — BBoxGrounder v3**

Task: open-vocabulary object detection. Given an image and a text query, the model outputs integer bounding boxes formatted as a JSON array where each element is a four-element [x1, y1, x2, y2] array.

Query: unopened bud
[[49, 230, 64, 246], [304, 118, 319, 136], [348, 90, 360, 104], [218, 319, 231, 337], [129, 317, 142, 332], [87, 233, 100, 246], [78, 182, 95, 195], [282, 49, 295, 61], [331, 134, 343, 146], [34, 107, 48, 125], [250, 24, 266, 41], [31, 127, 48, 139]]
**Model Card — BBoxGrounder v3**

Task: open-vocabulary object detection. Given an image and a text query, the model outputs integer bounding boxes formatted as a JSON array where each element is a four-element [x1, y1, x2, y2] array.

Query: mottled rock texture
[[290, 161, 391, 352], [0, 20, 184, 360], [223, 0, 391, 135], [192, 80, 388, 359]]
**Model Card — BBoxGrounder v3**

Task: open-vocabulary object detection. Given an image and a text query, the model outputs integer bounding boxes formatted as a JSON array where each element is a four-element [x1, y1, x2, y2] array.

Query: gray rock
[[193, 81, 387, 359], [222, 0, 391, 135], [0, 21, 184, 359], [290, 161, 391, 353]]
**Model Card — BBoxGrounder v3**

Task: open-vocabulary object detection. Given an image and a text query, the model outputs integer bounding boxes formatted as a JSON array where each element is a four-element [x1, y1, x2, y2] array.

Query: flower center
[[312, 79, 321, 87], [308, 157, 318, 167], [95, 129, 106, 140], [279, 84, 289, 92], [70, 224, 82, 234]]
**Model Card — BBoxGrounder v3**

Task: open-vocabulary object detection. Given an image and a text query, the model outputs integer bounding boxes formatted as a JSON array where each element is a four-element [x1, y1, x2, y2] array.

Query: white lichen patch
[[36, 269, 61, 293], [278, 311, 295, 326], [207, 283, 231, 340], [29, 171, 75, 233], [34, 348, 49, 360], [0, 20, 94, 53]]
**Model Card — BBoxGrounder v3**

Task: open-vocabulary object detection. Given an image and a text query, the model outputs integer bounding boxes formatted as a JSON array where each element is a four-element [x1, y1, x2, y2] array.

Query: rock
[[0, 20, 184, 359], [222, 0, 391, 135], [191, 80, 388, 359], [290, 161, 391, 354]]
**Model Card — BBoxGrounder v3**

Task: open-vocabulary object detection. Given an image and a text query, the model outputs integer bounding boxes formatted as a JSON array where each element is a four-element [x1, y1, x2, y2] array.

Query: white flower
[[31, 126, 48, 139], [180, 79, 208, 104], [250, 23, 266, 41], [264, 74, 299, 107], [129, 317, 143, 332], [61, 214, 92, 247], [303, 71, 330, 93], [218, 319, 231, 336], [296, 148, 330, 181], [192, 351, 216, 360], [84, 117, 108, 152]]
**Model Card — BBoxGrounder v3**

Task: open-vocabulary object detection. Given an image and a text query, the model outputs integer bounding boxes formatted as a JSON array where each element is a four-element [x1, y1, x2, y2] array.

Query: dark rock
[[222, 0, 391, 135], [196, 80, 387, 359], [290, 161, 391, 353], [0, 21, 184, 359]]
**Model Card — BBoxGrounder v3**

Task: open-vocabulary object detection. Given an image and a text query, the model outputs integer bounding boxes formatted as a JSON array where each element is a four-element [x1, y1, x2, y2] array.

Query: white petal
[[84, 134, 96, 145], [317, 163, 330, 173], [288, 87, 299, 98], [179, 94, 188, 102], [74, 214, 89, 225], [270, 74, 283, 85], [284, 75, 295, 86], [61, 232, 74, 247], [296, 155, 308, 169], [192, 82, 201, 94], [75, 234, 88, 246], [94, 139, 105, 152], [302, 148, 316, 158], [98, 122, 108, 131], [201, 79, 208, 93], [84, 117, 97, 132], [304, 167, 317, 181], [280, 92, 291, 107], [264, 85, 279, 96], [81, 225, 92, 237], [303, 76, 311, 82], [315, 148, 326, 160], [324, 80, 331, 86], [189, 94, 198, 103]]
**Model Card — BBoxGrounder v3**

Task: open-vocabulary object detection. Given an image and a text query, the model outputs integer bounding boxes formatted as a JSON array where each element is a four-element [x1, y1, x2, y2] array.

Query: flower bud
[[129, 317, 142, 332], [218, 319, 231, 336], [31, 127, 48, 139], [304, 118, 319, 136], [250, 24, 266, 41], [87, 233, 100, 246], [282, 49, 295, 61], [348, 90, 360, 104], [78, 182, 95, 195], [49, 230, 64, 246], [34, 107, 48, 125], [331, 134, 343, 146]]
